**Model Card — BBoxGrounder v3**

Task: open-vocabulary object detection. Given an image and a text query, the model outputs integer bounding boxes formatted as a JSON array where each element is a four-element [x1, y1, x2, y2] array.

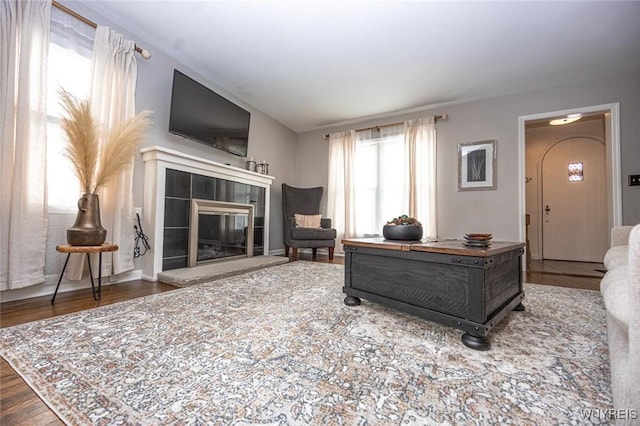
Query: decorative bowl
[[382, 224, 423, 241]]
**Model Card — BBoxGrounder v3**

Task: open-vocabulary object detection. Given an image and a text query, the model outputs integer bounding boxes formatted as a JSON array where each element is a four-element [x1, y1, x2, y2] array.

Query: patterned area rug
[[1, 262, 612, 425]]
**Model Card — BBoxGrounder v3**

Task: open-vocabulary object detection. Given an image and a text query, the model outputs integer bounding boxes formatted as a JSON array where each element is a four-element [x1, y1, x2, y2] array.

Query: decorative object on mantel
[[59, 90, 151, 246], [245, 157, 256, 172], [256, 160, 269, 175], [462, 233, 493, 248], [382, 214, 423, 240], [458, 139, 497, 191]]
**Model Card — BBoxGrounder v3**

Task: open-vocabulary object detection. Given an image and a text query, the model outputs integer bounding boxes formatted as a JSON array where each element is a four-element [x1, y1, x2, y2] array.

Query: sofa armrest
[[611, 226, 634, 247], [321, 218, 332, 229]]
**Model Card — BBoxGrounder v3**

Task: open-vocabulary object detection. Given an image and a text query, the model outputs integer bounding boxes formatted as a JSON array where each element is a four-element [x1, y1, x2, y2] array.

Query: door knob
[[544, 205, 551, 214]]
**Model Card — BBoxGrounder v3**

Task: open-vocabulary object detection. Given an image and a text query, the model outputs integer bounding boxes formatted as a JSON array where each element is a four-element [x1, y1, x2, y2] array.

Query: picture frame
[[458, 140, 497, 191]]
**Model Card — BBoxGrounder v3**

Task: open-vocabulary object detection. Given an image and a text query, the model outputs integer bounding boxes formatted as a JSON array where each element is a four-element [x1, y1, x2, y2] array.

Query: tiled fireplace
[[140, 146, 274, 281]]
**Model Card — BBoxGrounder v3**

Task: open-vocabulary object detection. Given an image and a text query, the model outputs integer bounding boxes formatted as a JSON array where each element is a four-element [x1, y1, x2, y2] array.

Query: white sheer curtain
[[0, 0, 51, 290], [327, 116, 438, 247], [45, 4, 94, 281], [327, 130, 356, 253], [405, 116, 437, 238], [67, 25, 139, 279], [90, 25, 139, 275], [354, 124, 407, 236]]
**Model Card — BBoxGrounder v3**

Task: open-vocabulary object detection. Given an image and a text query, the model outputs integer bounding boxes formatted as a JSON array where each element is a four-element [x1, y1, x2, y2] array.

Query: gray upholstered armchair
[[282, 183, 336, 261]]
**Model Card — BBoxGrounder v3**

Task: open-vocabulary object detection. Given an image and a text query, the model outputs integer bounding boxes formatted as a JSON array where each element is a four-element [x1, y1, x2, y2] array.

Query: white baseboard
[[0, 269, 143, 303]]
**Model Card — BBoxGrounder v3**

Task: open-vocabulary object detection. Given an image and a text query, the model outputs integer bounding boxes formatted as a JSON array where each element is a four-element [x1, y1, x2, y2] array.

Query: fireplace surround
[[141, 146, 274, 281], [162, 168, 265, 271]]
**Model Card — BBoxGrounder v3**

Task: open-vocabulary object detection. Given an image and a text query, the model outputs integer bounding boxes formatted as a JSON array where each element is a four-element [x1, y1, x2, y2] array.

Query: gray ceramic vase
[[67, 193, 107, 246]]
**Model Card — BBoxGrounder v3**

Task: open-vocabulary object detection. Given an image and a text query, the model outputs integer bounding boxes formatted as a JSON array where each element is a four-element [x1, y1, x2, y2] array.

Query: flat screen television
[[169, 69, 250, 157]]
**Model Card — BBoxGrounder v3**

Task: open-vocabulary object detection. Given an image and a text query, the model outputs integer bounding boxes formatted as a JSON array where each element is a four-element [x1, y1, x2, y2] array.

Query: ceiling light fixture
[[549, 113, 582, 126]]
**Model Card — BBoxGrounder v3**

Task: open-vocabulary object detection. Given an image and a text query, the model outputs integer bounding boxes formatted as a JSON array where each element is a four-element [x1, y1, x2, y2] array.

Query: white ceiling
[[77, 1, 640, 133]]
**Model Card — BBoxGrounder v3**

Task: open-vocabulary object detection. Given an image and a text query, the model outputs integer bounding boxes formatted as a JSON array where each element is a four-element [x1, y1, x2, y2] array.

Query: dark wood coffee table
[[342, 238, 525, 350]]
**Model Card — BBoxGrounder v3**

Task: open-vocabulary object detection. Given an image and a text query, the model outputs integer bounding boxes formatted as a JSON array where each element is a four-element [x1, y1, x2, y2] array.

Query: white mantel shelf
[[140, 146, 275, 281]]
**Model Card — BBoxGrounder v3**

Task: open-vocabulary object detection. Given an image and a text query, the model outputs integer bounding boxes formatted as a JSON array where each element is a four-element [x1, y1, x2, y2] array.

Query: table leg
[[86, 252, 103, 301], [97, 252, 102, 300], [51, 253, 71, 304], [461, 332, 491, 351], [85, 253, 99, 301], [343, 296, 361, 306], [514, 303, 526, 311]]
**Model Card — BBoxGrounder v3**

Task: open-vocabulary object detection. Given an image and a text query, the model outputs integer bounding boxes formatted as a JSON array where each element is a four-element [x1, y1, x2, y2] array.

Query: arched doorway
[[540, 137, 608, 262]]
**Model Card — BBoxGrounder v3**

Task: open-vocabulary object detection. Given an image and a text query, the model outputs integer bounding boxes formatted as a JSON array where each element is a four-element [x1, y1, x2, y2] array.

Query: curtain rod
[[52, 1, 151, 59], [323, 113, 448, 139]]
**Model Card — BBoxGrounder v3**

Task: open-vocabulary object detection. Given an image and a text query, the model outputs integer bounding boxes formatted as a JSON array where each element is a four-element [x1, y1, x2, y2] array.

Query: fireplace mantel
[[140, 146, 274, 281]]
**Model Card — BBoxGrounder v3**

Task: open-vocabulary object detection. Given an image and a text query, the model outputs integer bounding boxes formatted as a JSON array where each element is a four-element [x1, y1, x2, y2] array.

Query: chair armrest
[[288, 217, 297, 229], [321, 218, 332, 229], [611, 226, 634, 247]]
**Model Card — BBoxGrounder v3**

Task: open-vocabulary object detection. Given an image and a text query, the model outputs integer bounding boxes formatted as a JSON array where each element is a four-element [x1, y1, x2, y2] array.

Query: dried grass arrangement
[[59, 89, 151, 194]]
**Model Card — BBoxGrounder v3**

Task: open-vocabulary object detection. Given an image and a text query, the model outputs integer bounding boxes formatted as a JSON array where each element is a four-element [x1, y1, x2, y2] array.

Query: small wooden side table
[[51, 243, 119, 304]]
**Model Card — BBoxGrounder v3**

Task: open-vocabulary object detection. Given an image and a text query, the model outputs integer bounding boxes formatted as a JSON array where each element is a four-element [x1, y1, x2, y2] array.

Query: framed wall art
[[458, 140, 497, 191]]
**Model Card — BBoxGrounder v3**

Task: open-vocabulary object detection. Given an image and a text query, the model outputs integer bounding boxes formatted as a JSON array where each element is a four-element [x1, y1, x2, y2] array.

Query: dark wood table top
[[342, 238, 524, 257]]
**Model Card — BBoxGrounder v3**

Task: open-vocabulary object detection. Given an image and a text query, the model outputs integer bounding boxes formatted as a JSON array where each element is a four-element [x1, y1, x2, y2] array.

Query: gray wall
[[62, 3, 640, 253], [72, 2, 297, 258], [295, 72, 640, 242]]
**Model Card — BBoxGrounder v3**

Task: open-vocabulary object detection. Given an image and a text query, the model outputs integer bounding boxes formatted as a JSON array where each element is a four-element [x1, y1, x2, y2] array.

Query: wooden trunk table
[[342, 238, 525, 350]]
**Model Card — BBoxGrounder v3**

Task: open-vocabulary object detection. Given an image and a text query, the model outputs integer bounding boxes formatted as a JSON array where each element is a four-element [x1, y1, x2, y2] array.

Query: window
[[354, 125, 407, 236], [328, 117, 436, 245], [46, 7, 95, 211], [568, 162, 584, 182]]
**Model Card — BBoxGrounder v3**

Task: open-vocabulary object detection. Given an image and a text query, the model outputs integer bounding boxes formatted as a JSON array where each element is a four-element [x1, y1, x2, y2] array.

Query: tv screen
[[169, 69, 250, 157]]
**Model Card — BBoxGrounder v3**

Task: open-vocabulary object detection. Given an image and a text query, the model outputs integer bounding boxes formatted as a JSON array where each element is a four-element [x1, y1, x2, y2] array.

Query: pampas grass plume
[[59, 90, 98, 194], [58, 89, 151, 194], [93, 111, 151, 193]]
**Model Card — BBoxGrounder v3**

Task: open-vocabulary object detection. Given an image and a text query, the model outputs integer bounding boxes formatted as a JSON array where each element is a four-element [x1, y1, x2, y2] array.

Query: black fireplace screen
[[197, 213, 248, 262]]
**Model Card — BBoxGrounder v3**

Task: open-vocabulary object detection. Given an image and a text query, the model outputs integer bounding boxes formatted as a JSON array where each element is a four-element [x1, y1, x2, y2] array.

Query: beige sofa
[[600, 224, 640, 423]]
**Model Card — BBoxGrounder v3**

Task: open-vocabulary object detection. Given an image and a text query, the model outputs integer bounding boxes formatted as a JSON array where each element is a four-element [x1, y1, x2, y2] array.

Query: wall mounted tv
[[169, 69, 250, 157]]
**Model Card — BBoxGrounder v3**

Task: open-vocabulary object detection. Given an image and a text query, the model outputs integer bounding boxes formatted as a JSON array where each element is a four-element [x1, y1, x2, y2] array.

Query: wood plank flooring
[[0, 254, 600, 425]]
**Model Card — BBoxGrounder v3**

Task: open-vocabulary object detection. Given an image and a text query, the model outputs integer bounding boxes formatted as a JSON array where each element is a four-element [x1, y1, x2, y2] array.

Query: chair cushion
[[292, 227, 337, 240], [294, 214, 322, 228], [604, 245, 628, 270]]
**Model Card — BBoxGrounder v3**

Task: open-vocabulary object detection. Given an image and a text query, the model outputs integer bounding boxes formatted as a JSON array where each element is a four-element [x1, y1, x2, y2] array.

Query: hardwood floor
[[527, 259, 605, 278], [525, 259, 603, 291], [525, 270, 602, 291], [0, 254, 598, 425]]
